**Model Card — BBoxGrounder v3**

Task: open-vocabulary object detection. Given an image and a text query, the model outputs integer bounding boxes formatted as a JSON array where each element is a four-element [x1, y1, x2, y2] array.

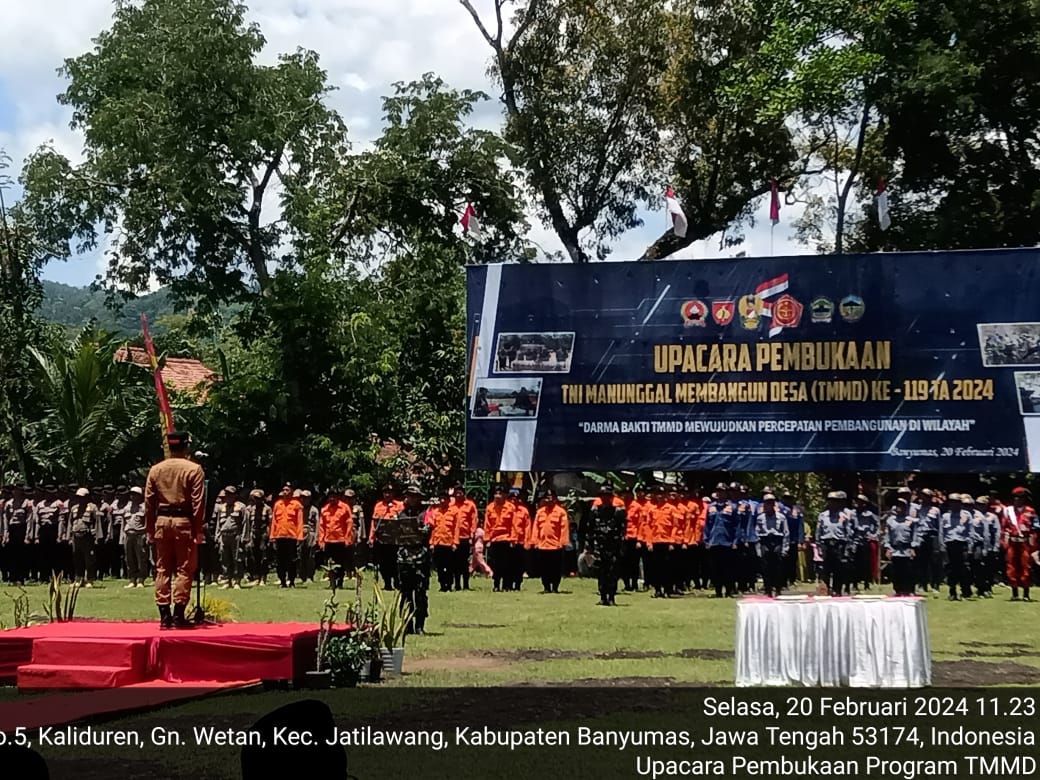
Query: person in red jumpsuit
[[1002, 486, 1037, 602]]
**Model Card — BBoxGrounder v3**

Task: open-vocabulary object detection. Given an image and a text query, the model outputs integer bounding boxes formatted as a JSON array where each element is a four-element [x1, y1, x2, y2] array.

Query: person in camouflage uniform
[[395, 485, 433, 635], [585, 483, 627, 605], [243, 489, 273, 585]]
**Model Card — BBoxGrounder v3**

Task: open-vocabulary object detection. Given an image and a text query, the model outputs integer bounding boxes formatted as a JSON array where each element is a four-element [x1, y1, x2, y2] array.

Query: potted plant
[[356, 601, 383, 683], [373, 586, 413, 675], [307, 564, 341, 689], [323, 631, 372, 688]]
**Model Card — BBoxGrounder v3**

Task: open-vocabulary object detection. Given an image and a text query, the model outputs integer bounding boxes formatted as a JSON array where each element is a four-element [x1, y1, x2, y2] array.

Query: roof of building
[[115, 347, 220, 398]]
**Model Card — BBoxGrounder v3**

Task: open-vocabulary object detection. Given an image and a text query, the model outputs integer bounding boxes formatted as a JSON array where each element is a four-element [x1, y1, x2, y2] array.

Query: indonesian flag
[[877, 179, 891, 231], [769, 178, 781, 225], [755, 273, 790, 337], [665, 187, 688, 238], [461, 203, 482, 240]]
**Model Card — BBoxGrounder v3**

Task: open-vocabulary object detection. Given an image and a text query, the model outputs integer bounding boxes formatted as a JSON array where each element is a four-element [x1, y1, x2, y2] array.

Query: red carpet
[[0, 620, 347, 690]]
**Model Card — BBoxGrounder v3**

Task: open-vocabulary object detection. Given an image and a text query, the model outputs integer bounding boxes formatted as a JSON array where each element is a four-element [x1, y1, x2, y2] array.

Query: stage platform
[[0, 620, 346, 691]]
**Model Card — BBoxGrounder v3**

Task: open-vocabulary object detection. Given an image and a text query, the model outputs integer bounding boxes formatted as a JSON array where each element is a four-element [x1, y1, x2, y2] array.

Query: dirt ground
[[407, 645, 1040, 687]]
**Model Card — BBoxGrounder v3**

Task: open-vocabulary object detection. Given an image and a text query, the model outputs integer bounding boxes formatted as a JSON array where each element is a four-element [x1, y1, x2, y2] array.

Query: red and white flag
[[877, 179, 891, 231], [665, 187, 688, 238], [755, 273, 791, 338], [461, 203, 483, 240], [769, 178, 781, 225]]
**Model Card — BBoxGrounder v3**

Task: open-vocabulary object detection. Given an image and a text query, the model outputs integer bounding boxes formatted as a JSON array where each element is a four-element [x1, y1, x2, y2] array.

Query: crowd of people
[[1, 479, 1037, 606]]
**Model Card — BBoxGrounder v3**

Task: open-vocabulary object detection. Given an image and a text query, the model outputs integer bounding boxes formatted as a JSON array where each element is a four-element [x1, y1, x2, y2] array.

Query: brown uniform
[[145, 456, 206, 606]]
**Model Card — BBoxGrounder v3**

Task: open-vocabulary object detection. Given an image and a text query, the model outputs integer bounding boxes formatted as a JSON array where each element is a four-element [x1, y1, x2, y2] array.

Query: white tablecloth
[[735, 596, 931, 688]]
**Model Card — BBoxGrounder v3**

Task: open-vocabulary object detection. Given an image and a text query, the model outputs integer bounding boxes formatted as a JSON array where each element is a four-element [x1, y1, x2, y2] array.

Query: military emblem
[[772, 294, 803, 329], [680, 300, 708, 327], [810, 297, 834, 324], [839, 295, 866, 323], [712, 301, 735, 326], [738, 294, 763, 330]]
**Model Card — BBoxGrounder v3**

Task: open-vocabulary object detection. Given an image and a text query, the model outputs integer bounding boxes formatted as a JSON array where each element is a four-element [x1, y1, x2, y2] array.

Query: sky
[[0, 0, 813, 288]]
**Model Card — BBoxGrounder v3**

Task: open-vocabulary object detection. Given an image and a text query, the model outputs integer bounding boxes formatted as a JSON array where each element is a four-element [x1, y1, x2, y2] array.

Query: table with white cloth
[[735, 595, 931, 688]]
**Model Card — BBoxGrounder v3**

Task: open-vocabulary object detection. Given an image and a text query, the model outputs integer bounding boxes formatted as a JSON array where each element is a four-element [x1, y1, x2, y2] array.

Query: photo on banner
[[1015, 371, 1040, 414], [977, 322, 1040, 367], [494, 332, 576, 373], [470, 377, 543, 419]]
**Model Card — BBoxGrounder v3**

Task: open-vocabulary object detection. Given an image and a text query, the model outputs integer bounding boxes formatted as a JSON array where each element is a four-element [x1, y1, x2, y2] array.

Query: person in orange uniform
[[318, 487, 354, 588], [532, 487, 570, 593], [484, 485, 515, 592], [621, 486, 643, 591], [681, 487, 704, 591], [429, 489, 460, 592], [645, 486, 679, 598], [451, 484, 478, 591], [1002, 486, 1037, 601], [508, 488, 533, 590], [667, 488, 690, 595], [144, 431, 206, 629], [269, 485, 304, 588], [369, 484, 404, 590]]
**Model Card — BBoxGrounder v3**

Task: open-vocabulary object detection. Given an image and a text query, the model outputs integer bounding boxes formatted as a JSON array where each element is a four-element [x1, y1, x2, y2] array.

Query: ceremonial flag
[[877, 178, 891, 231], [665, 187, 688, 238], [769, 178, 781, 225], [461, 203, 483, 240], [141, 314, 175, 457]]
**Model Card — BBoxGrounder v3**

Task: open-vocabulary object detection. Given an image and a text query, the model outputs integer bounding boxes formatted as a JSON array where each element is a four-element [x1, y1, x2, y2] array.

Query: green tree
[[845, 0, 1040, 251], [0, 151, 50, 483], [461, 0, 908, 261], [19, 0, 348, 306], [28, 326, 156, 484]]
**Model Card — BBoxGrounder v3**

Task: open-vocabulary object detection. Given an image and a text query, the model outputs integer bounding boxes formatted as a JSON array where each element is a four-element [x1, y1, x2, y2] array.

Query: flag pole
[[141, 314, 176, 458]]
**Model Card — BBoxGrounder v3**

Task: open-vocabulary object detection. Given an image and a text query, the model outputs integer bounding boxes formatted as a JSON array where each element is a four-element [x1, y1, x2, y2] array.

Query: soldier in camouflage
[[395, 485, 433, 635], [585, 483, 627, 605]]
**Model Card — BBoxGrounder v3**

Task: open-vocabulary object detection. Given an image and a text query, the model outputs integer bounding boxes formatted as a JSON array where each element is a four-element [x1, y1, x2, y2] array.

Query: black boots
[[172, 603, 194, 629], [158, 604, 173, 630]]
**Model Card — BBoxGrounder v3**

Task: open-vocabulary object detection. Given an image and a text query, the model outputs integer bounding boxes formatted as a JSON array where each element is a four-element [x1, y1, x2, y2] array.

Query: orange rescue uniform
[[318, 500, 354, 547], [484, 500, 515, 544], [532, 503, 570, 550], [429, 505, 461, 547], [270, 497, 304, 541]]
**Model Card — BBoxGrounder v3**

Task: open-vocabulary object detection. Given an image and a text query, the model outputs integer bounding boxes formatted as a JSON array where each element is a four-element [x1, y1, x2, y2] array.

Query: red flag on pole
[[769, 178, 781, 225], [141, 314, 175, 457]]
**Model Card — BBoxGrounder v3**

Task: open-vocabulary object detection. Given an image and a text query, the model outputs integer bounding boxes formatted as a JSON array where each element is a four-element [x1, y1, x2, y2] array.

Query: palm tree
[[28, 326, 155, 483]]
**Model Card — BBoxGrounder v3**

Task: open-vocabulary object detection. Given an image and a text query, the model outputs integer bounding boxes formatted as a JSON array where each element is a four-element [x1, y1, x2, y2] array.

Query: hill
[[37, 281, 177, 336]]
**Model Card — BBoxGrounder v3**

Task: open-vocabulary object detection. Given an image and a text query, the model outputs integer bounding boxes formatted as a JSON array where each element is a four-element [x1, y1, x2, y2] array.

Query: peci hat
[[165, 430, 190, 446]]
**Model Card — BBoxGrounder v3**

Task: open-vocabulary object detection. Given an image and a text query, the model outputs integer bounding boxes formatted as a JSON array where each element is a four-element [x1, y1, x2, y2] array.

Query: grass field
[[2, 573, 1038, 779], [3, 572, 1039, 687]]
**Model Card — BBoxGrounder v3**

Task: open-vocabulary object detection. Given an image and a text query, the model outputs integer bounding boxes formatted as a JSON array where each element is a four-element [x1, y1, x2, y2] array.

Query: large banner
[[466, 249, 1040, 473]]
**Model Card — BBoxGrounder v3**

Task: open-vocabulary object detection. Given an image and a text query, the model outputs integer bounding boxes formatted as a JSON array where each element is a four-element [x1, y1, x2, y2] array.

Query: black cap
[[599, 482, 614, 493], [166, 431, 190, 446]]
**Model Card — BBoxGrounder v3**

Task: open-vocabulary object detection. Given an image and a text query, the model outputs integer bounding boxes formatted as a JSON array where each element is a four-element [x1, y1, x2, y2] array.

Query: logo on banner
[[738, 295, 763, 330], [712, 300, 735, 326], [840, 295, 865, 323], [680, 300, 708, 327], [811, 297, 834, 323], [771, 294, 803, 330]]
